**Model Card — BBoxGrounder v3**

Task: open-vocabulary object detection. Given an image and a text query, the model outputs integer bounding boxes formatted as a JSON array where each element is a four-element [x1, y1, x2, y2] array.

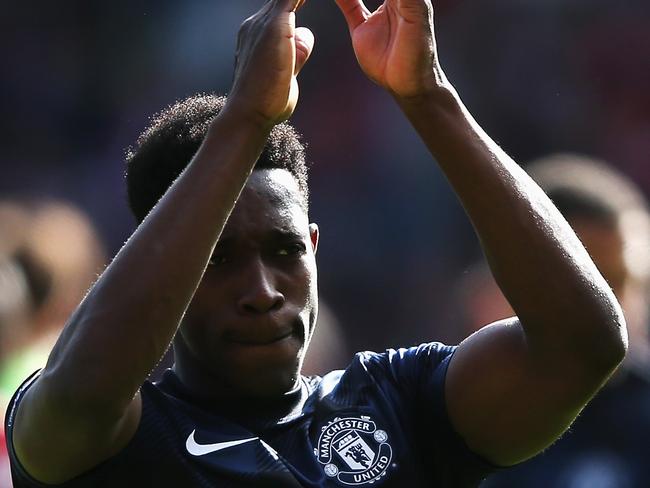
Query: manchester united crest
[[315, 415, 393, 485]]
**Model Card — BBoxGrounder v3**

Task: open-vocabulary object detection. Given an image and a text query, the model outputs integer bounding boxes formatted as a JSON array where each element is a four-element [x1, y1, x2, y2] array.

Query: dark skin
[[175, 169, 319, 399], [13, 0, 626, 484]]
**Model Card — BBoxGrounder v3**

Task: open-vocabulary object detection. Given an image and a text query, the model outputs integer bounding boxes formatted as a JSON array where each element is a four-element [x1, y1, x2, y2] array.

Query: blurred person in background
[[0, 200, 105, 488], [453, 154, 650, 488], [0, 202, 32, 488], [4, 1, 629, 486], [0, 200, 106, 403]]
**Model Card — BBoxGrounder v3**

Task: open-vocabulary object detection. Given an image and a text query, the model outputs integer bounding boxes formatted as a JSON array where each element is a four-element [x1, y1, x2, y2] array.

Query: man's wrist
[[393, 81, 461, 121], [389, 65, 457, 105], [217, 97, 279, 135], [199, 101, 276, 170]]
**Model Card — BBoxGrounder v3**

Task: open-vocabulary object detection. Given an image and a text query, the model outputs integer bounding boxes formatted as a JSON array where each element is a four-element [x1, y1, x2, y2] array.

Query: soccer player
[[5, 0, 627, 486]]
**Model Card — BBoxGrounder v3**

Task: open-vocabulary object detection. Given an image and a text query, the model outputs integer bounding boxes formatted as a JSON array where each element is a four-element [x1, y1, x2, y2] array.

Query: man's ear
[[309, 223, 319, 254]]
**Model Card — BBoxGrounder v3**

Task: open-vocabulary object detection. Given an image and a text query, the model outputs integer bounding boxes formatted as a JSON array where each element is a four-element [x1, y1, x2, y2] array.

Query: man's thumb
[[294, 27, 315, 75]]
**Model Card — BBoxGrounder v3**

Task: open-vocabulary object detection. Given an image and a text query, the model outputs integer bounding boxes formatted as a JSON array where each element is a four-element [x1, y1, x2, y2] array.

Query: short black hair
[[125, 94, 309, 223]]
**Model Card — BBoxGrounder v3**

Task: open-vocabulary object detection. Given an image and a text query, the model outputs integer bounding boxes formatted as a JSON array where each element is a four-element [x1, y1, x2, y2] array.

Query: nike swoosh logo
[[186, 429, 259, 456]]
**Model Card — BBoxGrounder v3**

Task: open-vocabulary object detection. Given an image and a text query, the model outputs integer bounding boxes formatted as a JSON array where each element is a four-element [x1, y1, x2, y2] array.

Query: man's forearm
[[45, 108, 273, 408], [397, 86, 626, 365]]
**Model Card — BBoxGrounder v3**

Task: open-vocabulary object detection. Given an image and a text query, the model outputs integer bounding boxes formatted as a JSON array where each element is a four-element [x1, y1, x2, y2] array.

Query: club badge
[[315, 415, 392, 485]]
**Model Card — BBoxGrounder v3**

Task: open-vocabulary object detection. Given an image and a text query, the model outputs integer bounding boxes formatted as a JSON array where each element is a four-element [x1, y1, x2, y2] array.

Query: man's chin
[[223, 336, 304, 397], [231, 366, 301, 399]]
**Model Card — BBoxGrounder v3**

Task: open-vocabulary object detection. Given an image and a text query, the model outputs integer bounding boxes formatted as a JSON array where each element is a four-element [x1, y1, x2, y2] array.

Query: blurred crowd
[[1, 0, 649, 486]]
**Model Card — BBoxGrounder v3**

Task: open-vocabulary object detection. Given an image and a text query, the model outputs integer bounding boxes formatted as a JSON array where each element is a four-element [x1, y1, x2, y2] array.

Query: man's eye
[[276, 244, 306, 256], [208, 255, 228, 266]]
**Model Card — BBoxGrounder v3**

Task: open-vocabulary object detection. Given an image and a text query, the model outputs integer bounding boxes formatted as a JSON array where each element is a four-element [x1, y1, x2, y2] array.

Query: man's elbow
[[587, 307, 628, 373]]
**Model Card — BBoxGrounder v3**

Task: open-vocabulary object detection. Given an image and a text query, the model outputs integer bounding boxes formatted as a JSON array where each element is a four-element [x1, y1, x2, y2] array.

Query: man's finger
[[294, 27, 315, 75], [334, 0, 370, 31], [393, 0, 433, 20]]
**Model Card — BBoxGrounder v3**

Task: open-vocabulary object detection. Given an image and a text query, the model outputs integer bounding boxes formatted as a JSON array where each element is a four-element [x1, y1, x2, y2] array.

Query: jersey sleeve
[[4, 371, 156, 488], [4, 371, 51, 488], [357, 343, 499, 486]]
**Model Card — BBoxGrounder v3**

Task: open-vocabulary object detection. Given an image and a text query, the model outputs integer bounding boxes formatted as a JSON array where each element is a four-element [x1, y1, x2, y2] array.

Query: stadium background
[[2, 0, 649, 357]]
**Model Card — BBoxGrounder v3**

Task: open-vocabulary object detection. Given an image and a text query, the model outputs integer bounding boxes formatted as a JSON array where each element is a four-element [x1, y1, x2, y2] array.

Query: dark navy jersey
[[6, 343, 496, 487], [480, 366, 650, 488]]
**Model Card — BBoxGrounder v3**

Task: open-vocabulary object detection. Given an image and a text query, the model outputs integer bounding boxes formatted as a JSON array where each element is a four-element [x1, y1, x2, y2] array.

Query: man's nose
[[237, 258, 285, 314]]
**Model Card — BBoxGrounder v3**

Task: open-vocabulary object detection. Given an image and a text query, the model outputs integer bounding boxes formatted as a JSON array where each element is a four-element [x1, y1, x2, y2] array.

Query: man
[[5, 0, 627, 487]]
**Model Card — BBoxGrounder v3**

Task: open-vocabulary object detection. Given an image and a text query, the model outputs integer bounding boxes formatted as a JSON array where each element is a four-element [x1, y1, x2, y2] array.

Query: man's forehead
[[246, 168, 304, 208], [219, 169, 309, 241]]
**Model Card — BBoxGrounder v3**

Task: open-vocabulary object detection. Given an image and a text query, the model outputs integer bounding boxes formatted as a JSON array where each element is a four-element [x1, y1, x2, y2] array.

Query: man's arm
[[12, 0, 315, 483], [334, 0, 626, 466]]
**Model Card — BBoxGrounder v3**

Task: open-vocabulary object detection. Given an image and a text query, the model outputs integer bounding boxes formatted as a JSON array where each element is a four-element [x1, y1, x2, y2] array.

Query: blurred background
[[3, 0, 650, 354], [1, 0, 650, 485]]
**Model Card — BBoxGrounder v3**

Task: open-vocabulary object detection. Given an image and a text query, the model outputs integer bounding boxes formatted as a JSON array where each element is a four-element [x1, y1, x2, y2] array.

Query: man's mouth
[[226, 329, 295, 346]]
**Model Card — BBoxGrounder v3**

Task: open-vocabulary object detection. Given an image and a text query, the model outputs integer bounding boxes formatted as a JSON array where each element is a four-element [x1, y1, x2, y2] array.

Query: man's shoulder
[[308, 342, 456, 411], [6, 370, 193, 488], [337, 342, 456, 384]]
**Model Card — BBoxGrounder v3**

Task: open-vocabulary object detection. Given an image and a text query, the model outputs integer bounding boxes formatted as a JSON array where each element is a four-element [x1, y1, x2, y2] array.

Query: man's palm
[[336, 0, 437, 97]]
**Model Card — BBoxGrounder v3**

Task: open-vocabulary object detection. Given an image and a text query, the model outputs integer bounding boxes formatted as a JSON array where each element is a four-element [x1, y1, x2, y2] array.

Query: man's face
[[177, 168, 319, 398]]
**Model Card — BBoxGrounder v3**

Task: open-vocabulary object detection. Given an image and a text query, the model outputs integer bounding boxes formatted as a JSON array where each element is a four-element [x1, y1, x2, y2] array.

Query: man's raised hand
[[229, 0, 314, 126], [334, 0, 445, 98]]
